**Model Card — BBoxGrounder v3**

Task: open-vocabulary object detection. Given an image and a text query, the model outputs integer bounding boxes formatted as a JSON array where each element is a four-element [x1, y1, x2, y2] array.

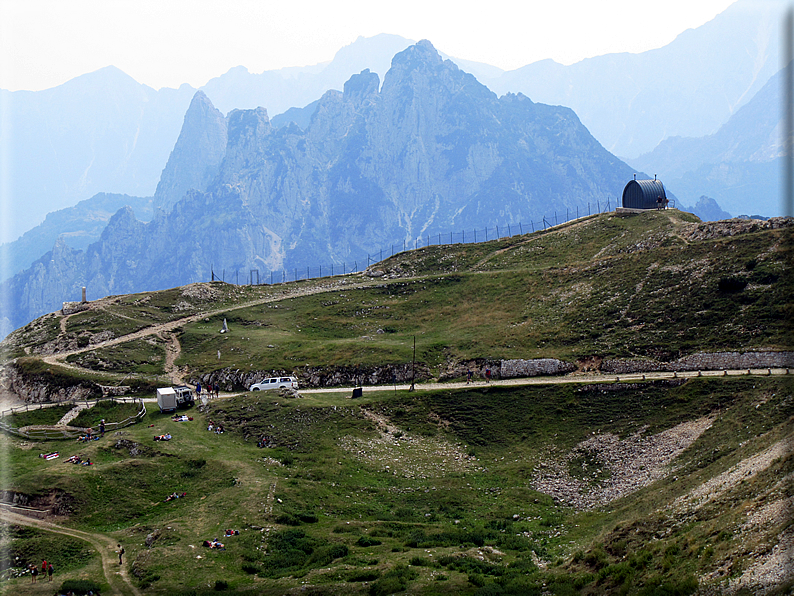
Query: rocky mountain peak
[[343, 69, 380, 104], [390, 39, 444, 70], [225, 107, 271, 149], [153, 91, 228, 213]]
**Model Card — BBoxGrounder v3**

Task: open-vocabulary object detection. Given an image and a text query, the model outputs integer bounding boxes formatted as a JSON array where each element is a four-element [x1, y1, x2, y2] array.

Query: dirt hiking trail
[[0, 506, 141, 596]]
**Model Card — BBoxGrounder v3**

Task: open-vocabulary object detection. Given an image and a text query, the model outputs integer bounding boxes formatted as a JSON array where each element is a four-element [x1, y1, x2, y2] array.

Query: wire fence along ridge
[[214, 199, 645, 285]]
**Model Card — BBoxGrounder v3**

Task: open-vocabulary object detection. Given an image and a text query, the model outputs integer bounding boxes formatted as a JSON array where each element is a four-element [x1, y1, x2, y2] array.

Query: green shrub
[[357, 536, 382, 547], [308, 544, 348, 566], [214, 579, 228, 590], [348, 570, 381, 582], [275, 513, 301, 526], [717, 277, 747, 293], [474, 583, 504, 595], [241, 563, 260, 574], [369, 576, 405, 596], [368, 563, 418, 595], [469, 573, 486, 587], [58, 579, 103, 595]]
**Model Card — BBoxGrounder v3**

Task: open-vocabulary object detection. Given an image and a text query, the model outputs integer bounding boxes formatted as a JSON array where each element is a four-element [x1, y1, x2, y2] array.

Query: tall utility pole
[[409, 336, 416, 392]]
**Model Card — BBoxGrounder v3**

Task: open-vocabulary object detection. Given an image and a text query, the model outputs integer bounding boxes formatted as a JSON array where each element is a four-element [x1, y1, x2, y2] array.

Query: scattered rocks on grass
[[531, 416, 714, 510]]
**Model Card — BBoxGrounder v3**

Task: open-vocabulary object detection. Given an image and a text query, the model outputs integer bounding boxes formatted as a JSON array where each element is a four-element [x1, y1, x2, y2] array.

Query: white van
[[249, 376, 299, 391]]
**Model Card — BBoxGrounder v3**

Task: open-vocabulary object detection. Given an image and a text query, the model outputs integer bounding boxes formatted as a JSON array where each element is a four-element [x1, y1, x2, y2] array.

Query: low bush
[[348, 569, 381, 582], [58, 579, 103, 595], [357, 536, 382, 547]]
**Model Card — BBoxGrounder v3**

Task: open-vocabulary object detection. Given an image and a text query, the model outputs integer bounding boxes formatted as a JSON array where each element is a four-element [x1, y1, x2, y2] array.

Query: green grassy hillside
[[5, 211, 791, 387], [1, 377, 791, 594], [1, 210, 792, 594]]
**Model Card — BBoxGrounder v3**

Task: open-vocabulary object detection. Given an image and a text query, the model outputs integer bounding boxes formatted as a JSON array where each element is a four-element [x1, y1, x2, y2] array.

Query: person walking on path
[[466, 369, 472, 385], [196, 382, 201, 398], [31, 564, 38, 583], [41, 559, 47, 576], [99, 419, 105, 436], [485, 367, 492, 383], [47, 563, 54, 581], [117, 544, 125, 565]]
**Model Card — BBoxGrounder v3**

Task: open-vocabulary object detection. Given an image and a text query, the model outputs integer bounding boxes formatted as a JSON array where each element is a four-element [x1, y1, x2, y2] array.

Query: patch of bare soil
[[531, 416, 714, 510], [339, 409, 485, 479]]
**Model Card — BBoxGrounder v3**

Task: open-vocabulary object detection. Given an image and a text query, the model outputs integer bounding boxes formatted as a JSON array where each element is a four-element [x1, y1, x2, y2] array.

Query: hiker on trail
[[118, 544, 124, 565], [99, 419, 105, 436], [42, 559, 47, 575], [48, 563, 54, 581], [466, 369, 472, 384], [31, 564, 38, 583], [485, 367, 492, 383], [196, 382, 201, 397]]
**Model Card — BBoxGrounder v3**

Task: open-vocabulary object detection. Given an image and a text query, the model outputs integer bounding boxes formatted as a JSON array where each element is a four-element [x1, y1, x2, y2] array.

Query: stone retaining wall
[[602, 351, 794, 374], [501, 358, 576, 378], [196, 362, 434, 391]]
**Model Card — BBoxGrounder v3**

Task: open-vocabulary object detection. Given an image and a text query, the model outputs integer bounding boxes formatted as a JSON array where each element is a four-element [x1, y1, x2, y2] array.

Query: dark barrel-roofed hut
[[621, 178, 668, 210]]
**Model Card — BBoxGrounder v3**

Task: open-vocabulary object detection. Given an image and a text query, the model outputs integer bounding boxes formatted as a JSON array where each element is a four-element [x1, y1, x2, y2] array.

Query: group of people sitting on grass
[[64, 455, 92, 465], [172, 414, 192, 422], [202, 539, 225, 549], [207, 421, 224, 434], [257, 436, 275, 448], [153, 433, 172, 441], [164, 491, 187, 502], [77, 433, 100, 442]]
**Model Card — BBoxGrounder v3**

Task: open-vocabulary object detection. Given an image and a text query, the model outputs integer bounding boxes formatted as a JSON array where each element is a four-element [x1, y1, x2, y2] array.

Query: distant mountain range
[[629, 61, 789, 217], [481, 0, 785, 159], [1, 0, 785, 246], [1, 41, 637, 332]]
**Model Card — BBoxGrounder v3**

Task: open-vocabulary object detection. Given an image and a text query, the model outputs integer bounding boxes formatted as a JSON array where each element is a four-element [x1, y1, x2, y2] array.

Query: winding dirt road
[[0, 506, 141, 596]]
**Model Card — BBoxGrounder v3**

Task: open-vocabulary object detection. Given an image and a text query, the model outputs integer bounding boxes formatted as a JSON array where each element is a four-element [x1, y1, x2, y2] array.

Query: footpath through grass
[[2, 375, 791, 594]]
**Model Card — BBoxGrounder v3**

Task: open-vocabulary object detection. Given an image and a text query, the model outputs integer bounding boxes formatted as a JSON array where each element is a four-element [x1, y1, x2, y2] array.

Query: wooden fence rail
[[0, 397, 146, 440]]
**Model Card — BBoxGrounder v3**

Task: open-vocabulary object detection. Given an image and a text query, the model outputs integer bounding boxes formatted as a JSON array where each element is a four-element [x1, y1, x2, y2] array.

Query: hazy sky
[[1, 0, 737, 91]]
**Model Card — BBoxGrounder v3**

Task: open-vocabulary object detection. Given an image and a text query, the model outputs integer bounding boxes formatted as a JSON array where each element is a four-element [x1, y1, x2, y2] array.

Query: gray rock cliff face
[[3, 41, 636, 332], [153, 91, 229, 212]]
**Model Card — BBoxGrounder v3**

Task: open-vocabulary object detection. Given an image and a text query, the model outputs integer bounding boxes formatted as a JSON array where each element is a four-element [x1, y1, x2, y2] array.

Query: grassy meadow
[[1, 210, 792, 594]]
